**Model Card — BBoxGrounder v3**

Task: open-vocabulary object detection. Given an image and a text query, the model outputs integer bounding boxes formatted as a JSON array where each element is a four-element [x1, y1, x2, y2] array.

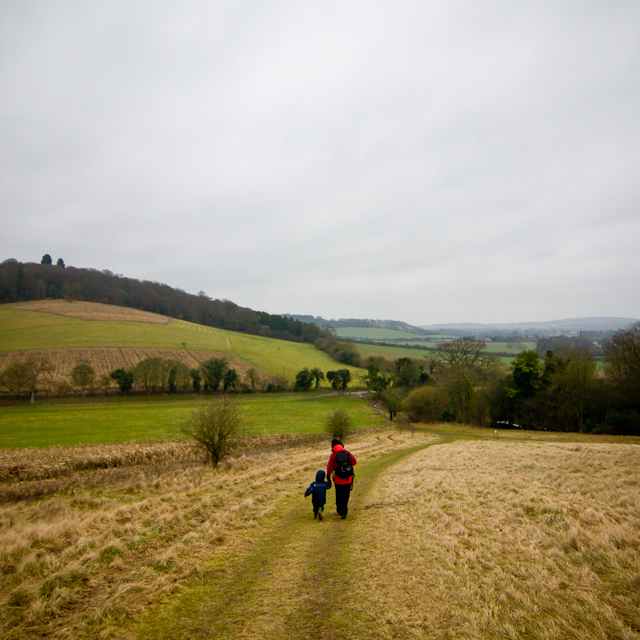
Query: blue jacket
[[304, 470, 332, 507]]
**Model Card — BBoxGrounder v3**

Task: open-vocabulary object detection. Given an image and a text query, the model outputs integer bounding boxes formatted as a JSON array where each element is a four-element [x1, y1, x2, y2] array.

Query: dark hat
[[331, 438, 342, 448]]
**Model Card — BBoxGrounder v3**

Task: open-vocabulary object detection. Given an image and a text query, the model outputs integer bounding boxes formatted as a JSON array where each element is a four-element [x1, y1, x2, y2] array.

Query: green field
[[355, 340, 534, 365], [0, 305, 361, 382], [485, 341, 535, 354], [334, 327, 445, 342], [356, 342, 433, 362], [0, 393, 385, 448]]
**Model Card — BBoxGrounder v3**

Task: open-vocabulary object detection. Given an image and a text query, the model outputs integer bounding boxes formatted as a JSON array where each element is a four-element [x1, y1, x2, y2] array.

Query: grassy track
[[126, 430, 640, 640], [126, 431, 440, 639], [0, 393, 387, 448]]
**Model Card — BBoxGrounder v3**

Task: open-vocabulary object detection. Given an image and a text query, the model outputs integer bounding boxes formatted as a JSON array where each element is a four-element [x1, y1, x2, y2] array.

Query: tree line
[[0, 258, 329, 344], [0, 354, 356, 401], [0, 355, 278, 401], [359, 324, 640, 436]]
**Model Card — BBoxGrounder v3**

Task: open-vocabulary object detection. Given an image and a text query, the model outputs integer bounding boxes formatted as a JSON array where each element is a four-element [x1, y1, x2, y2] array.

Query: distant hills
[[290, 316, 431, 335], [420, 317, 638, 336], [291, 315, 638, 338]]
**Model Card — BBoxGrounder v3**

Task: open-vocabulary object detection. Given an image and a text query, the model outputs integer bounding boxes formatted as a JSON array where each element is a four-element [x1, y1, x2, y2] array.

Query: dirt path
[[129, 434, 447, 639]]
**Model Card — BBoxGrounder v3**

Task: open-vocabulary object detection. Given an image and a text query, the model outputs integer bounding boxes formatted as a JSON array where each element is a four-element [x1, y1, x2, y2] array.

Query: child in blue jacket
[[304, 470, 332, 520]]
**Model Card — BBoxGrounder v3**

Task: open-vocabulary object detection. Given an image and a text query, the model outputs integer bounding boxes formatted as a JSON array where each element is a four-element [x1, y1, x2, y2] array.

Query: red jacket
[[327, 444, 357, 485]]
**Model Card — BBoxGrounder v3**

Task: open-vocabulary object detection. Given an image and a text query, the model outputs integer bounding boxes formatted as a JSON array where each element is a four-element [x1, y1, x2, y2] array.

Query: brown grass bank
[[0, 427, 408, 639], [344, 439, 640, 639]]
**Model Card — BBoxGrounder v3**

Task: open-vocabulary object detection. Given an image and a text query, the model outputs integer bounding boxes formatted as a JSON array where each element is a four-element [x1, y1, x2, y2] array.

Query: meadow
[[0, 426, 638, 639], [356, 340, 535, 366], [334, 327, 446, 342], [0, 393, 386, 448]]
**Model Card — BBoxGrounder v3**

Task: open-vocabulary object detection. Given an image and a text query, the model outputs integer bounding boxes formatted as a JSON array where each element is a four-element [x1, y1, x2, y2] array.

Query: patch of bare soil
[[9, 301, 171, 324]]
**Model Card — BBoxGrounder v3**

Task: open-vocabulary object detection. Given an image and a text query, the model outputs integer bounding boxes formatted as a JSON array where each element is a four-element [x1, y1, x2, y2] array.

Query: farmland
[[0, 426, 638, 639], [0, 301, 361, 386], [356, 340, 535, 366], [334, 326, 447, 342]]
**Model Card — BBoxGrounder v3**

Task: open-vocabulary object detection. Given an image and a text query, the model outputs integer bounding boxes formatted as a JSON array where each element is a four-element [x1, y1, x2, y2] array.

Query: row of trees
[[314, 336, 361, 366], [293, 367, 353, 392], [0, 259, 330, 344], [109, 356, 269, 396], [0, 356, 273, 401]]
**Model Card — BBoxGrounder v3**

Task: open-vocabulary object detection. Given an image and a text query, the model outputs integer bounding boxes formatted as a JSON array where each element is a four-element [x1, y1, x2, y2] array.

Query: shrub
[[403, 384, 448, 422], [325, 408, 352, 441], [182, 397, 244, 467]]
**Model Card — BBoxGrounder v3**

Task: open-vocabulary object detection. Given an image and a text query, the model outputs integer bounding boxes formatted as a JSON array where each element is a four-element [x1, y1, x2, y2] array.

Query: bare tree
[[555, 349, 597, 432], [246, 367, 259, 390], [182, 397, 244, 467], [325, 408, 352, 441], [0, 362, 33, 399], [71, 363, 95, 397], [605, 321, 640, 379], [435, 338, 491, 371], [0, 355, 53, 404]]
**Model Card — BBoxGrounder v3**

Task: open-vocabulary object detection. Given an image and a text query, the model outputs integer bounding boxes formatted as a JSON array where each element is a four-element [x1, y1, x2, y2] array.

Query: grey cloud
[[1, 1, 639, 324]]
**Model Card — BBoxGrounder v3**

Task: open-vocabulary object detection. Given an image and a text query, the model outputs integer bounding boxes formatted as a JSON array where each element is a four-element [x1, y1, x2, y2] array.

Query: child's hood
[[332, 444, 345, 454], [315, 469, 326, 482]]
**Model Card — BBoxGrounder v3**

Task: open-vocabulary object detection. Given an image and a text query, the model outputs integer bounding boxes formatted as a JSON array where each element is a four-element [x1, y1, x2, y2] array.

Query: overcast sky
[[1, 1, 639, 325]]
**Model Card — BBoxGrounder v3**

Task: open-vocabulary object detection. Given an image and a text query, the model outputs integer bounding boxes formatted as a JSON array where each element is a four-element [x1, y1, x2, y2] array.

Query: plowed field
[[0, 348, 276, 391]]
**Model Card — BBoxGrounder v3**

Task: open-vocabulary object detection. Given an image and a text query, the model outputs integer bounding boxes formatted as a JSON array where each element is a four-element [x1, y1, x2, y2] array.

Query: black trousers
[[334, 482, 352, 517]]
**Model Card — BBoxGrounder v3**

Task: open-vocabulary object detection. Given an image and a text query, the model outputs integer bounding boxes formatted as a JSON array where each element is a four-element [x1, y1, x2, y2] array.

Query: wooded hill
[[292, 315, 433, 335], [0, 259, 328, 344]]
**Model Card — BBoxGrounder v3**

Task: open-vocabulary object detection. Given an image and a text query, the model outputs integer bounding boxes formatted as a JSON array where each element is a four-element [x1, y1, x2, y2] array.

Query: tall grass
[[1, 426, 639, 639], [343, 439, 640, 639], [0, 427, 404, 639]]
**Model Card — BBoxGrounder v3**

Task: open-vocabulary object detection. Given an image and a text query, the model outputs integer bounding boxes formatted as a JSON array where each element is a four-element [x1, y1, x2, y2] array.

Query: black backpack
[[334, 450, 354, 479]]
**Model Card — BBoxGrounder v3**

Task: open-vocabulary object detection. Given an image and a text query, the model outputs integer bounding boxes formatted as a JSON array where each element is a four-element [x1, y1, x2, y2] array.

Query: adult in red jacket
[[326, 439, 357, 519]]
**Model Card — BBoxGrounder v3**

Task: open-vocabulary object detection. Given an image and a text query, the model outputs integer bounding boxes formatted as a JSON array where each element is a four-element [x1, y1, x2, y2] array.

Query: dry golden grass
[[2, 428, 639, 640], [0, 427, 408, 639], [344, 439, 640, 639], [8, 301, 171, 324]]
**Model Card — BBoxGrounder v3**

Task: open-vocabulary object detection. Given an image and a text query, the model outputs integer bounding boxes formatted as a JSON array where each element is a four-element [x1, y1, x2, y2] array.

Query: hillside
[[0, 300, 362, 390], [291, 315, 433, 337], [0, 259, 327, 344]]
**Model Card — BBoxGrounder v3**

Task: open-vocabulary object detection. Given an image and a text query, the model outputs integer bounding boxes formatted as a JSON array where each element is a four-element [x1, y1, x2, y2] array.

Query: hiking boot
[[314, 512, 317, 519], [318, 510, 323, 521]]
